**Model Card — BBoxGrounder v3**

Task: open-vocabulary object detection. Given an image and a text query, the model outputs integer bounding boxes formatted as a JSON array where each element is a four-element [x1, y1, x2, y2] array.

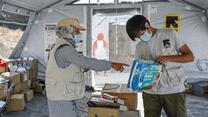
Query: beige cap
[[57, 18, 85, 30]]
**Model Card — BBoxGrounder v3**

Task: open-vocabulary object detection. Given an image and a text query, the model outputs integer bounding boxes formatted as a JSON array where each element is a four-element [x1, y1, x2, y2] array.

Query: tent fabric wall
[[19, 5, 87, 79], [0, 1, 36, 58], [177, 0, 208, 10], [2, 0, 208, 80], [143, 2, 208, 80], [2, 0, 74, 11]]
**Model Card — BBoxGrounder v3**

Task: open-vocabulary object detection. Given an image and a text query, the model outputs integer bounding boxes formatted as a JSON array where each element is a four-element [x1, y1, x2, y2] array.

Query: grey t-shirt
[[54, 44, 111, 71], [135, 29, 186, 94]]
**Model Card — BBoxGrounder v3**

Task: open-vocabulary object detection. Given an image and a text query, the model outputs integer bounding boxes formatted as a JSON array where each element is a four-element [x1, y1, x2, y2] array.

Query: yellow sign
[[164, 14, 180, 32]]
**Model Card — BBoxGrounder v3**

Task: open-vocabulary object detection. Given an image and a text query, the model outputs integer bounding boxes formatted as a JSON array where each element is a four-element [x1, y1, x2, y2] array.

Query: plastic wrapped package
[[127, 60, 162, 91]]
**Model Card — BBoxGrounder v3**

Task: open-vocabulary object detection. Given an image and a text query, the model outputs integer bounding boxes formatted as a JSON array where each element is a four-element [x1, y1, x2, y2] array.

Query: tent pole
[[37, 0, 67, 13], [181, 0, 206, 12], [65, 0, 81, 5], [1, 0, 36, 12], [0, 20, 28, 26]]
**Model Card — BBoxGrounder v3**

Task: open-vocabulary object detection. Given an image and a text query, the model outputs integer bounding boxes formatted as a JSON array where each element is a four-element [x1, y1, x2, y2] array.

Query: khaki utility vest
[[137, 30, 186, 87], [45, 38, 85, 101]]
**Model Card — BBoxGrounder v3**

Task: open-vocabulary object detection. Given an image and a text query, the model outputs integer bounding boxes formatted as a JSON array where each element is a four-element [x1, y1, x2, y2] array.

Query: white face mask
[[140, 30, 152, 42]]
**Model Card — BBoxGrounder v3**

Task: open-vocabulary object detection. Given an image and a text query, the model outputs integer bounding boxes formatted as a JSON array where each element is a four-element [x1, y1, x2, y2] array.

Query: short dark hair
[[126, 15, 150, 41]]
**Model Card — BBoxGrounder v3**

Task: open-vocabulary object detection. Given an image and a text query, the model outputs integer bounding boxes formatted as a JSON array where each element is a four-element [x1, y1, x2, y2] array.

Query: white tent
[[1, 0, 208, 81], [1, 0, 208, 117]]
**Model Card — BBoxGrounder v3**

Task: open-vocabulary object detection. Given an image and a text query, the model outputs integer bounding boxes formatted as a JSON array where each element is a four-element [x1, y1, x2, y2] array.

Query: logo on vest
[[163, 39, 171, 48]]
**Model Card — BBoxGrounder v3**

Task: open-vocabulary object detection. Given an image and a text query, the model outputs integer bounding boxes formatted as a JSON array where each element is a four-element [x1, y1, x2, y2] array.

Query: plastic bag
[[127, 60, 162, 91], [8, 63, 17, 72]]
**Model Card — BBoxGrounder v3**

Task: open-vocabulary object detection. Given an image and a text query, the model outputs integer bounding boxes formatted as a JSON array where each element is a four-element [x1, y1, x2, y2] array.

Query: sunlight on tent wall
[[0, 2, 30, 58], [0, 26, 24, 58]]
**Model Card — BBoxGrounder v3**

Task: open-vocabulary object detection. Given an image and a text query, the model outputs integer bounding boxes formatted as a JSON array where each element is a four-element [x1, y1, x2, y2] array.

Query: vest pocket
[[165, 67, 185, 87], [70, 65, 84, 83], [65, 82, 84, 97]]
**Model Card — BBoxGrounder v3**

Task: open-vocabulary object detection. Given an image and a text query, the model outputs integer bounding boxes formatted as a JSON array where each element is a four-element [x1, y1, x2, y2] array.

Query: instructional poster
[[44, 23, 57, 62]]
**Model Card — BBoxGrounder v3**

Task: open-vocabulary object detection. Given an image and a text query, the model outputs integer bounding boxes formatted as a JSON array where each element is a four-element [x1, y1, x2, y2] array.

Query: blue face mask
[[140, 31, 152, 42], [73, 34, 81, 43]]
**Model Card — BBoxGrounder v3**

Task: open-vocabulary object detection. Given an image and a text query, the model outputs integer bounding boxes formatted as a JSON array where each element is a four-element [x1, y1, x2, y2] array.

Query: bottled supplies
[[16, 66, 26, 72], [22, 62, 30, 71], [127, 60, 162, 91], [0, 60, 7, 73], [16, 62, 26, 72], [23, 62, 27, 69], [26, 65, 30, 71]]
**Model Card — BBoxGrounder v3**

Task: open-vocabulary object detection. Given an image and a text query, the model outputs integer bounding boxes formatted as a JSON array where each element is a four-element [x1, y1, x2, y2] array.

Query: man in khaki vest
[[126, 15, 194, 117], [46, 17, 128, 117]]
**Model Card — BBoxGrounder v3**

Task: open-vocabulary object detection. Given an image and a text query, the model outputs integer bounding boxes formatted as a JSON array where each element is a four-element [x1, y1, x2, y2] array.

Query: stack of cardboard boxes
[[21, 58, 38, 81], [0, 57, 38, 112], [2, 72, 22, 94], [88, 84, 139, 117], [0, 79, 8, 100], [0, 59, 8, 100], [1, 72, 33, 112], [6, 94, 25, 112]]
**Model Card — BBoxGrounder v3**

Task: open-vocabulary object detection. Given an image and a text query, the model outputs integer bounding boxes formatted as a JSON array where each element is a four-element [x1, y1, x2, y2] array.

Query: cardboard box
[[0, 82, 8, 100], [0, 95, 6, 100], [1, 59, 14, 72], [88, 107, 119, 117], [22, 80, 29, 90], [32, 80, 45, 93], [102, 84, 137, 110], [1, 72, 20, 84], [22, 59, 38, 80], [6, 94, 25, 112], [20, 71, 29, 82], [15, 58, 38, 80], [21, 89, 33, 102], [29, 69, 36, 81], [119, 110, 140, 117], [0, 60, 7, 73], [0, 66, 5, 74], [14, 83, 22, 94]]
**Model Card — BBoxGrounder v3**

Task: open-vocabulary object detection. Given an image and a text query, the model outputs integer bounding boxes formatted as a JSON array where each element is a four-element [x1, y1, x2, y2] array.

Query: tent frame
[[181, 0, 207, 13], [1, 0, 35, 12], [0, 0, 207, 81], [4, 0, 208, 58]]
